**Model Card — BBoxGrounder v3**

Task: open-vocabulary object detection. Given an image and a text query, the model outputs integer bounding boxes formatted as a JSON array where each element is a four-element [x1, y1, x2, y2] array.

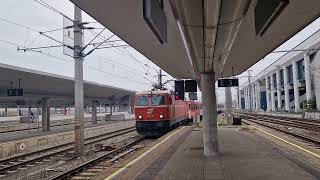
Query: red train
[[134, 90, 202, 136]]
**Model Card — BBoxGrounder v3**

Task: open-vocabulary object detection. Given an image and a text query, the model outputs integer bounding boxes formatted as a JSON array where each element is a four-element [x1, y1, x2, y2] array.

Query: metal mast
[[74, 5, 84, 157]]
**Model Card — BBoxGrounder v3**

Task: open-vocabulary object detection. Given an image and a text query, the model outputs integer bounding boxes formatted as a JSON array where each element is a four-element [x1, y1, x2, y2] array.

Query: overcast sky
[[0, 0, 319, 104], [0, 0, 174, 92]]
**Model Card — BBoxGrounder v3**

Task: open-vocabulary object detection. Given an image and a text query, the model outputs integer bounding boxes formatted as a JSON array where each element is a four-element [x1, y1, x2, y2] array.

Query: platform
[[106, 125, 320, 180]]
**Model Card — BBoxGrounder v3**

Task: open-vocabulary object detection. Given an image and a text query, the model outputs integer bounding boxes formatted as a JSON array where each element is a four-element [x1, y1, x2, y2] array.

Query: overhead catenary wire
[[33, 0, 160, 78], [95, 55, 158, 80], [86, 29, 160, 79], [0, 15, 73, 50], [0, 39, 151, 86], [32, 0, 161, 78], [0, 16, 157, 84], [80, 28, 107, 54], [86, 30, 153, 71], [33, 0, 74, 22], [0, 17, 39, 32], [2, 1, 164, 87]]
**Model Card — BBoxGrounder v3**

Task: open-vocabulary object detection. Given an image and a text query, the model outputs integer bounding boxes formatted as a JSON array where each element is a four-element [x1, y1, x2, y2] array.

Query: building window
[[297, 59, 305, 81], [287, 65, 293, 85]]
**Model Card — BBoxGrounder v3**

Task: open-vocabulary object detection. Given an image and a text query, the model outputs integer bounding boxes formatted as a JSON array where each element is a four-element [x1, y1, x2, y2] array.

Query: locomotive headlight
[[160, 114, 163, 119], [138, 115, 142, 119]]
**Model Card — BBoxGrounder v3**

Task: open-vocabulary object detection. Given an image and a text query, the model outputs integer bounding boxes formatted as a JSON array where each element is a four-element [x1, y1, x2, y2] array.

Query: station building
[[240, 29, 320, 116]]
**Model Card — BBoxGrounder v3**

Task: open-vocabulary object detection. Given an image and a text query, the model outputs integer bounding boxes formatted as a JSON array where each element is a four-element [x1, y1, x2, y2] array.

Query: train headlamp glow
[[160, 114, 163, 119], [138, 115, 142, 119]]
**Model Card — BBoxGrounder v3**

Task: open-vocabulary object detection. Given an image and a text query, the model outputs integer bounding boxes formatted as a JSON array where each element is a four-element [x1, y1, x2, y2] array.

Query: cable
[[95, 55, 154, 77], [2, 1, 158, 86], [0, 19, 155, 83], [87, 29, 160, 78], [85, 65, 150, 85], [0, 39, 21, 47], [33, 0, 73, 21], [0, 39, 152, 85], [80, 28, 107, 54], [0, 17, 39, 32], [0, 15, 71, 50], [86, 30, 151, 71], [32, 0, 160, 78]]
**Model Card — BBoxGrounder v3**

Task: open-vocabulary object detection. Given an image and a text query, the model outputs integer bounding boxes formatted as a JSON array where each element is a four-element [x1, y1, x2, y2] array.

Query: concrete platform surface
[[108, 126, 320, 180]]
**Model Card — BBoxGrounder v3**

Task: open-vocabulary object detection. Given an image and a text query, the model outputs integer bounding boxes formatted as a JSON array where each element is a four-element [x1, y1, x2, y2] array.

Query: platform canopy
[[71, 0, 320, 81], [0, 63, 134, 107]]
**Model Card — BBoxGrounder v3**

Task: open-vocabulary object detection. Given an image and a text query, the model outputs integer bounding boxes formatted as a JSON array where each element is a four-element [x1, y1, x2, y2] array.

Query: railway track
[[242, 113, 320, 131], [238, 113, 320, 144], [0, 126, 136, 177], [49, 137, 145, 180]]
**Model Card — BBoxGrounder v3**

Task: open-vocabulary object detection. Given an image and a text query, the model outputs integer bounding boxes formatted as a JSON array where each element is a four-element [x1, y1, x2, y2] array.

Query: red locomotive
[[134, 89, 202, 136]]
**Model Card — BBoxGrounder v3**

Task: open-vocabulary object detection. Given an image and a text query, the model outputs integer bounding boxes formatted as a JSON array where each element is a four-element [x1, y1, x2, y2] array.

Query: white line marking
[[252, 125, 320, 159]]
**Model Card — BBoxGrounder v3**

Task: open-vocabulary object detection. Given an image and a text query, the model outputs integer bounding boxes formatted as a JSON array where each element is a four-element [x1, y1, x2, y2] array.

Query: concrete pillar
[[28, 106, 32, 117], [47, 106, 51, 125], [246, 88, 249, 110], [128, 96, 132, 120], [292, 61, 300, 112], [42, 98, 50, 132], [237, 88, 240, 110], [247, 87, 250, 110], [243, 88, 247, 110], [201, 72, 218, 156], [243, 87, 248, 110], [304, 54, 312, 101], [128, 96, 132, 114], [256, 82, 260, 110], [283, 66, 290, 111], [276, 69, 282, 111], [91, 101, 97, 124], [266, 78, 270, 112], [251, 84, 256, 110], [4, 107, 7, 117], [255, 84, 258, 109], [17, 105, 20, 116], [64, 106, 67, 116], [270, 75, 276, 111], [254, 83, 258, 110]]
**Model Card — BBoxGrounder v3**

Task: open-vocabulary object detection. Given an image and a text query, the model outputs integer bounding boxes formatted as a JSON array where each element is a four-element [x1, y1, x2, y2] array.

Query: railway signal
[[185, 80, 197, 92], [174, 80, 185, 100]]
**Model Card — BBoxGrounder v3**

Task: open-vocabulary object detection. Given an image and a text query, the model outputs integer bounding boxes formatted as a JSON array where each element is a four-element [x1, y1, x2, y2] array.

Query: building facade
[[240, 30, 320, 113]]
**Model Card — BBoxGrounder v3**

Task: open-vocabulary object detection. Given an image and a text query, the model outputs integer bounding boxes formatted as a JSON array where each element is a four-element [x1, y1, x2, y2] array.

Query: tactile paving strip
[[135, 129, 192, 180]]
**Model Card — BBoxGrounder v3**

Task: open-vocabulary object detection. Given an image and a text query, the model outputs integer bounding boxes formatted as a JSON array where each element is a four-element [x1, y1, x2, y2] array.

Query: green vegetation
[[303, 97, 317, 110]]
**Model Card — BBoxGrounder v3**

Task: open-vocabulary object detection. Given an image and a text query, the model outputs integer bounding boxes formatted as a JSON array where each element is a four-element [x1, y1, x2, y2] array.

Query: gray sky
[[0, 0, 319, 103], [0, 0, 174, 92]]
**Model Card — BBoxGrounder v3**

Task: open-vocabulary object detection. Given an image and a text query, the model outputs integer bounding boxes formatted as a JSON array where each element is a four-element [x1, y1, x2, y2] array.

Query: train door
[[168, 95, 174, 118]]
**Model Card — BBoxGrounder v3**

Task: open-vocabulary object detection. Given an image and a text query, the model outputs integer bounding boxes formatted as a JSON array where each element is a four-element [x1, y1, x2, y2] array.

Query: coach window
[[152, 95, 165, 105], [136, 96, 149, 106]]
